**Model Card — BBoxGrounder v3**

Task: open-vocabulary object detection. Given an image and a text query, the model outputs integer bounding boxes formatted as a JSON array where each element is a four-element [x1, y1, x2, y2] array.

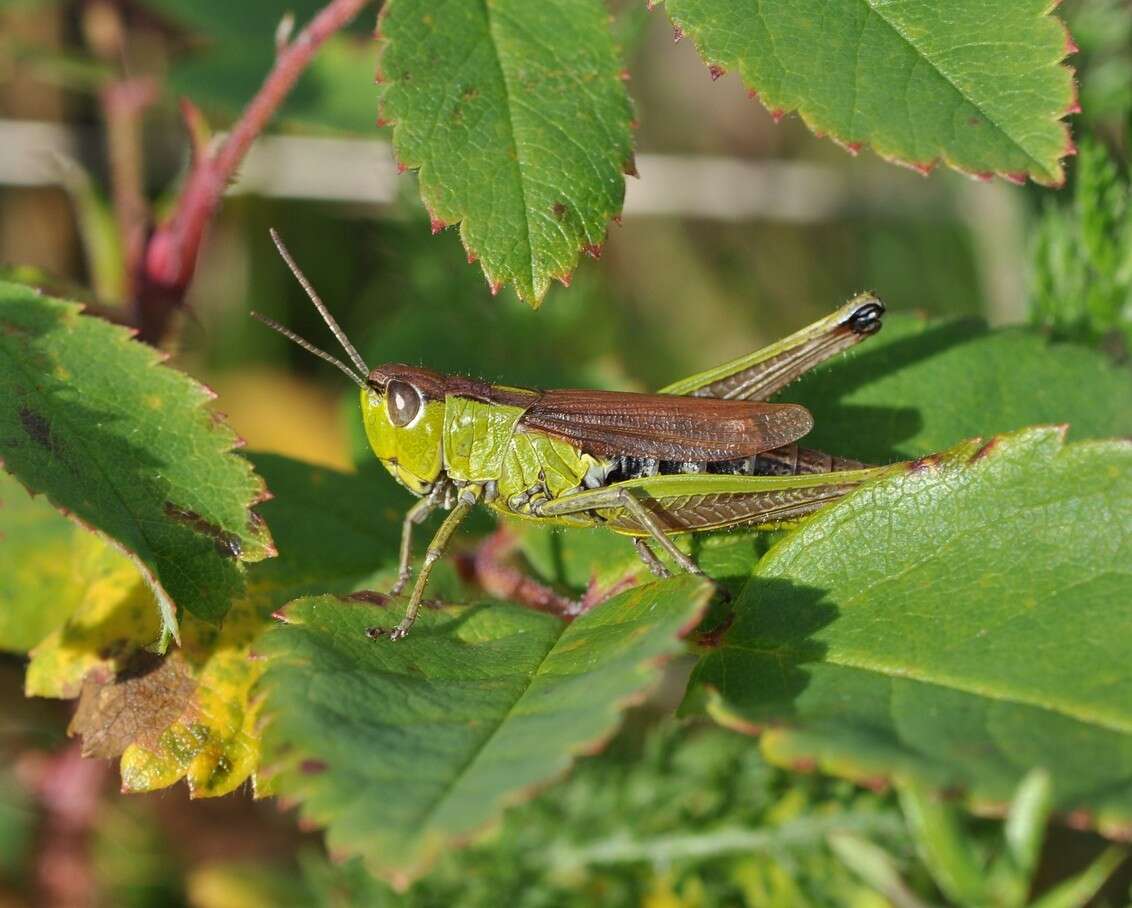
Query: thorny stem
[[460, 528, 639, 620], [461, 528, 582, 619], [136, 0, 372, 343]]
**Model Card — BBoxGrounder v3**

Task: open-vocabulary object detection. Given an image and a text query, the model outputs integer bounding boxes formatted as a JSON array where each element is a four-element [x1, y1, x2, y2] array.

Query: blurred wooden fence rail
[[0, 116, 1027, 321]]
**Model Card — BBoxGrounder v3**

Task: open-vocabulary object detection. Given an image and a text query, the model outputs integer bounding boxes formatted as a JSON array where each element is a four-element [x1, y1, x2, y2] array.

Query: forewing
[[520, 389, 813, 460]]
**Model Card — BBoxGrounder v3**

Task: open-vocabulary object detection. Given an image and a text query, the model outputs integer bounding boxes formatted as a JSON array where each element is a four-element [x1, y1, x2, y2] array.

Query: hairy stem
[[136, 0, 372, 343]]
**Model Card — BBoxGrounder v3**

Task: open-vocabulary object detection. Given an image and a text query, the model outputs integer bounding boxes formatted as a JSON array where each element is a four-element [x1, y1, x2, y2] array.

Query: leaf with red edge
[[257, 576, 712, 883], [658, 0, 1077, 186], [686, 428, 1132, 838], [0, 281, 274, 641], [377, 0, 635, 305]]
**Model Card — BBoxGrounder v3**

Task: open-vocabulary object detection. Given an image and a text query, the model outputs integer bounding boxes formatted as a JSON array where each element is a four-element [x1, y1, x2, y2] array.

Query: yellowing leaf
[[0, 282, 275, 640], [26, 453, 412, 798], [0, 471, 109, 653]]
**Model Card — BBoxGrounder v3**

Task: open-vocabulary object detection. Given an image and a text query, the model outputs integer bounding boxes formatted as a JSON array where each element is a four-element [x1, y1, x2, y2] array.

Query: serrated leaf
[[25, 454, 409, 797], [0, 282, 274, 637], [257, 576, 712, 882], [0, 471, 92, 652], [687, 427, 1132, 836], [784, 315, 1132, 463], [378, 0, 635, 304], [660, 0, 1076, 185]]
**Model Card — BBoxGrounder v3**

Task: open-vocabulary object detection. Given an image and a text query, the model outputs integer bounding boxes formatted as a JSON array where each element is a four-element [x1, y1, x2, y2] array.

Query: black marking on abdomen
[[604, 445, 867, 483]]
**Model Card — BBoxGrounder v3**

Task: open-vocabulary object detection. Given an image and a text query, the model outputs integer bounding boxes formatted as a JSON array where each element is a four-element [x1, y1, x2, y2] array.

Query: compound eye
[[848, 301, 885, 335], [386, 379, 422, 427]]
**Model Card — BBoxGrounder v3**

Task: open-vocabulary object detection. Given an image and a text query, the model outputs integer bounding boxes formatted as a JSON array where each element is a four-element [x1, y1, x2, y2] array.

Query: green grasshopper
[[254, 231, 890, 640]]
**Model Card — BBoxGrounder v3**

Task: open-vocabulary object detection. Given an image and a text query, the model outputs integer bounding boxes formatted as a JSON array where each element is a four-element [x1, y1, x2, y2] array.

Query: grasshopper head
[[361, 365, 446, 496], [251, 229, 445, 497]]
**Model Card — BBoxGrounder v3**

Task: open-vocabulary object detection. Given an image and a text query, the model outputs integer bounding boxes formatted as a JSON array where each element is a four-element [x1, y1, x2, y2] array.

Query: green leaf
[[688, 428, 1132, 835], [897, 777, 988, 905], [0, 282, 274, 638], [1029, 845, 1128, 908], [659, 0, 1076, 185], [0, 471, 90, 652], [257, 576, 712, 882], [377, 0, 635, 304], [783, 315, 1132, 464], [1029, 138, 1132, 347]]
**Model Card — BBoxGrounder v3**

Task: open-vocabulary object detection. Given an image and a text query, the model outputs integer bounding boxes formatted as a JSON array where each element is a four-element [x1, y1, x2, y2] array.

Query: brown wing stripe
[[601, 484, 861, 534]]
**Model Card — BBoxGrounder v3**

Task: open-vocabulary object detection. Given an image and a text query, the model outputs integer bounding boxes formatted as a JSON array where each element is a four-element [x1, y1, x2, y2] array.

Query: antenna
[[268, 228, 370, 376], [250, 311, 367, 390]]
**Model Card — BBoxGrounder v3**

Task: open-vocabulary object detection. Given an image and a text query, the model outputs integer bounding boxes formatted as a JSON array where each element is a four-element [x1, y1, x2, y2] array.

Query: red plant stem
[[136, 0, 372, 342], [465, 528, 583, 619]]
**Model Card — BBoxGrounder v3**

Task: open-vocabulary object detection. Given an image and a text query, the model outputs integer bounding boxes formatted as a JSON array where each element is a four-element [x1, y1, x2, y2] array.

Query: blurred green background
[[1, 0, 1130, 904]]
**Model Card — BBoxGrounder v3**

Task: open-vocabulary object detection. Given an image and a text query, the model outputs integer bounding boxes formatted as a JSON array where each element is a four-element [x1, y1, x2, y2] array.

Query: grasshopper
[[254, 231, 890, 639]]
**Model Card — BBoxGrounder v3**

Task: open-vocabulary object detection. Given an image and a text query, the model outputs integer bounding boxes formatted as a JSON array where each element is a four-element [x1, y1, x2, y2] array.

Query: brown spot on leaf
[[69, 652, 196, 759], [908, 454, 942, 473], [708, 64, 726, 81], [696, 612, 734, 648], [790, 756, 817, 774], [1065, 809, 1094, 830], [344, 590, 389, 607], [19, 407, 59, 456], [300, 759, 328, 775], [164, 502, 243, 558], [972, 438, 999, 462], [552, 202, 569, 220]]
